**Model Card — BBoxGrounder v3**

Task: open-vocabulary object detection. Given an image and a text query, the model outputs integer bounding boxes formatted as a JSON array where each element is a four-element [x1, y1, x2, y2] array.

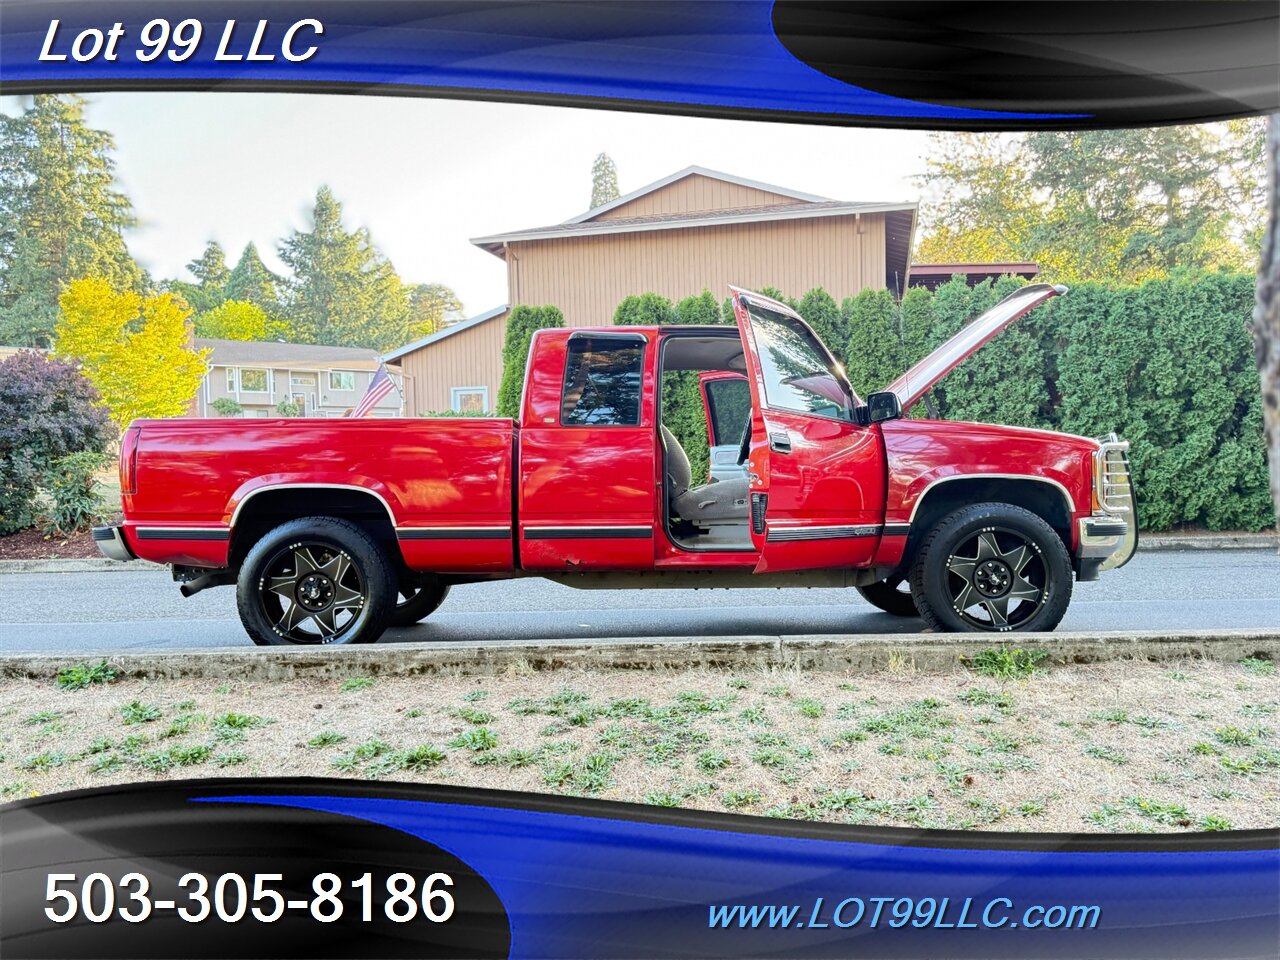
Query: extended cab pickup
[[95, 284, 1136, 645]]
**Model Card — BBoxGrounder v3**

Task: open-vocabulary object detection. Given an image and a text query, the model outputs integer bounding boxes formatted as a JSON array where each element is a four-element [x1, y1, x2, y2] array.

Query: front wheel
[[909, 503, 1072, 633], [388, 576, 451, 628], [855, 576, 920, 617], [236, 517, 395, 646]]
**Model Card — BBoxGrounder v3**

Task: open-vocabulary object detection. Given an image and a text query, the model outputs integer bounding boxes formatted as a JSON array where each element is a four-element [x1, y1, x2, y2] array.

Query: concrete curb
[[1, 629, 1274, 682], [1, 534, 1276, 575], [0, 558, 163, 574], [1139, 534, 1279, 551]]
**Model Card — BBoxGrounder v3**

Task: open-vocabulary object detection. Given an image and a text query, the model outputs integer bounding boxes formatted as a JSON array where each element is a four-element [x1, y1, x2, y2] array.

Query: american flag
[[351, 362, 395, 417]]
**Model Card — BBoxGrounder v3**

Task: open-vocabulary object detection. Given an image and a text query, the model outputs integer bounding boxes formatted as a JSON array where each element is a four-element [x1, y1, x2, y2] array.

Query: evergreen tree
[[496, 305, 565, 418], [613, 292, 678, 326], [590, 153, 620, 209], [278, 185, 409, 350], [406, 282, 463, 339], [797, 287, 845, 363], [675, 289, 725, 326], [225, 242, 282, 314], [168, 241, 230, 314], [841, 289, 904, 397], [0, 95, 143, 347]]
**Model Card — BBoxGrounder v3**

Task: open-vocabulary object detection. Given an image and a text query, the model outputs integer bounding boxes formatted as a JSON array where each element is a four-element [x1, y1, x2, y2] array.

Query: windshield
[[744, 299, 857, 421]]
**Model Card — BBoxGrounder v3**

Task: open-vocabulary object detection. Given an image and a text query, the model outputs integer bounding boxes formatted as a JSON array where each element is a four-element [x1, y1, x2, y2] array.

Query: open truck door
[[730, 287, 887, 574]]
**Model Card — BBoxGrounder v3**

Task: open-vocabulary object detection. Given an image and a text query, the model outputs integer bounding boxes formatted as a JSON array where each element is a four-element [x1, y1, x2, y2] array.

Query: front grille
[[1095, 433, 1134, 515], [750, 493, 768, 535]]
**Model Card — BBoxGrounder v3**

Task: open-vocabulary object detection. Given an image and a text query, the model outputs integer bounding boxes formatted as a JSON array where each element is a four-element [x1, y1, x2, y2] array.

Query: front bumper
[[92, 526, 135, 563], [1076, 433, 1138, 578]]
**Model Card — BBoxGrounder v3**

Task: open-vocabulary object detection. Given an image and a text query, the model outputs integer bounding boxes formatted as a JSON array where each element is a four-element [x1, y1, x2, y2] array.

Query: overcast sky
[[2, 92, 932, 317]]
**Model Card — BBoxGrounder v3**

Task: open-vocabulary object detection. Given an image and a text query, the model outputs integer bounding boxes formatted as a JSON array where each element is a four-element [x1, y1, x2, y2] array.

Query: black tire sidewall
[[236, 517, 395, 646], [387, 578, 451, 628], [855, 577, 920, 617], [909, 503, 1072, 633]]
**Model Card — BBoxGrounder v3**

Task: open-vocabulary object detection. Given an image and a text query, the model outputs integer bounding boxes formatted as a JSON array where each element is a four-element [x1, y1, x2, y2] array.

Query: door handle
[[769, 430, 792, 454]]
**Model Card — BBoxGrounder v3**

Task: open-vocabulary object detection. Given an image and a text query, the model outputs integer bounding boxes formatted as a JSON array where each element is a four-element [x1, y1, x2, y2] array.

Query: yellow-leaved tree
[[54, 277, 210, 431]]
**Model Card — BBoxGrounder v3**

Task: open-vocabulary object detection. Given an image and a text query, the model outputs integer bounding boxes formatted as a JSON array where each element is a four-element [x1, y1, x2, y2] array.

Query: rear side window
[[561, 336, 645, 426]]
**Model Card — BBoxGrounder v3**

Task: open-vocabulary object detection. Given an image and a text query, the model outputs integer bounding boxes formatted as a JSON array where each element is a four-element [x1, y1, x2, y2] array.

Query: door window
[[704, 377, 751, 446], [560, 336, 645, 426], [745, 301, 857, 420]]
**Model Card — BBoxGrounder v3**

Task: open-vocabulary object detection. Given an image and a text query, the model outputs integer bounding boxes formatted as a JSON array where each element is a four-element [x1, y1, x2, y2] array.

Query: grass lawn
[[2, 656, 1276, 833]]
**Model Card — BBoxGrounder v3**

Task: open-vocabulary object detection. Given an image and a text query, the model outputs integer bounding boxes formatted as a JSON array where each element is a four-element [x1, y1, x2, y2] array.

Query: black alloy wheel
[[236, 517, 394, 646], [909, 503, 1072, 633]]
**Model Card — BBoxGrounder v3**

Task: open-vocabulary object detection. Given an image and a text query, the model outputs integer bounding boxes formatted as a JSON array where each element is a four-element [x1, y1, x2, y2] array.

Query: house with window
[[386, 165, 918, 415], [192, 339, 403, 418]]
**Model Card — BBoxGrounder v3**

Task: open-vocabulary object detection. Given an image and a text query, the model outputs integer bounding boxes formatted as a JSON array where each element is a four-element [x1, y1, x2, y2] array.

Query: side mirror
[[866, 391, 902, 423]]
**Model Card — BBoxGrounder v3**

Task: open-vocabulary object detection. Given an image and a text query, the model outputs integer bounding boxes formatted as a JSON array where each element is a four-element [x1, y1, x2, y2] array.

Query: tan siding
[[508, 214, 886, 326], [591, 174, 806, 221], [397, 311, 509, 414]]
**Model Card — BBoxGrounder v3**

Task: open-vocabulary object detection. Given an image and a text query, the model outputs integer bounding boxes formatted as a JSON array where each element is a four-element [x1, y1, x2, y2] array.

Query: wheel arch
[[228, 483, 403, 568], [902, 475, 1076, 570]]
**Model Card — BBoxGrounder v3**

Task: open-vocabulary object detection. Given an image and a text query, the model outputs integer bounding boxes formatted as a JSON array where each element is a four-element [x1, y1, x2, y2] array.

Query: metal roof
[[381, 305, 509, 362]]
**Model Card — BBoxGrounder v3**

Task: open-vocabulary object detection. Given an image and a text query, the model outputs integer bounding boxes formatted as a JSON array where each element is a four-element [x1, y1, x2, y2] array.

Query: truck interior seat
[[661, 425, 750, 526]]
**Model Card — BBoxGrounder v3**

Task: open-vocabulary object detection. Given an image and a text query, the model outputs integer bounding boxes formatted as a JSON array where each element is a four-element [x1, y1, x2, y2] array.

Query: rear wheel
[[388, 576, 451, 627], [855, 576, 919, 617], [236, 517, 395, 646], [909, 503, 1071, 633]]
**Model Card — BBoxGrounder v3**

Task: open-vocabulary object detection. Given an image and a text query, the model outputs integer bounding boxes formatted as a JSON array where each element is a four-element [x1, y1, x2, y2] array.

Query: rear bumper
[[92, 525, 135, 563]]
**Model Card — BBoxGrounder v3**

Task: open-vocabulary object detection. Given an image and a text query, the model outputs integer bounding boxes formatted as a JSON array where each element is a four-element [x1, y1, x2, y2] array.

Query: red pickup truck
[[95, 284, 1136, 645]]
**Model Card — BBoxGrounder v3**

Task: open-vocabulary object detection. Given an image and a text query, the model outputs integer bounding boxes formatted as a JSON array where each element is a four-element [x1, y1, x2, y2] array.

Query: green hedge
[[496, 305, 565, 418], [608, 273, 1269, 532]]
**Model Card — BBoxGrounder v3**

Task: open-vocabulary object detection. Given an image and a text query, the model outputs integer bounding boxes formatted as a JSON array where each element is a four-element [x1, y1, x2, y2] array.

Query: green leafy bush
[[0, 351, 112, 534], [274, 399, 301, 417], [211, 397, 243, 417], [39, 451, 109, 536], [496, 305, 566, 418]]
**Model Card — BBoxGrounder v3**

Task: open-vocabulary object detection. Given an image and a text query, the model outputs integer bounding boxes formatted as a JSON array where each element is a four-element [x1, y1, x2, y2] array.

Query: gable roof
[[381, 305, 508, 362], [472, 199, 917, 257], [196, 338, 384, 368], [564, 165, 829, 224]]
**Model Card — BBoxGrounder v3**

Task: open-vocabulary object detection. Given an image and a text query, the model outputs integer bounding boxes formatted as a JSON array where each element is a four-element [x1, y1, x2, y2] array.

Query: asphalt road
[[1, 549, 1277, 653]]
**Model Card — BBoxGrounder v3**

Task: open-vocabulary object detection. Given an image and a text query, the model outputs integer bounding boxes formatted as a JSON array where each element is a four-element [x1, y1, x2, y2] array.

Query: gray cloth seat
[[661, 425, 750, 525]]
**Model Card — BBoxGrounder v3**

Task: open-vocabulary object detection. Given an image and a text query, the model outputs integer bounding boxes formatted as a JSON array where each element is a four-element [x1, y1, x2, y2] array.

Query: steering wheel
[[736, 420, 752, 465]]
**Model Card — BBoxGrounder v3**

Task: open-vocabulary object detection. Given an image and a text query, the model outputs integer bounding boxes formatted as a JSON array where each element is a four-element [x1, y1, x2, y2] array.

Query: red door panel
[[517, 330, 658, 571]]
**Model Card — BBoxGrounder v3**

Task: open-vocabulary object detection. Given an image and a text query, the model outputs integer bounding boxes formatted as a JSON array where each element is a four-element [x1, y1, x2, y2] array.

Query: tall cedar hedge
[[496, 305, 565, 418], [498, 272, 1269, 530]]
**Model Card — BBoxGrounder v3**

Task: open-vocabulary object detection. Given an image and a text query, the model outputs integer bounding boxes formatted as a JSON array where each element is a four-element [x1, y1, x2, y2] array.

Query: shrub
[[39, 450, 110, 536], [274, 399, 301, 417], [842, 289, 905, 396], [496, 305, 565, 418], [0, 351, 113, 534], [211, 398, 243, 417], [797, 288, 846, 364]]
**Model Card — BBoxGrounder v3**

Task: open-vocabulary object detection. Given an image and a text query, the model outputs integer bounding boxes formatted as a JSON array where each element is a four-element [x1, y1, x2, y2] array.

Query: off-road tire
[[236, 516, 396, 646], [908, 502, 1072, 633], [388, 576, 451, 627], [855, 576, 920, 617]]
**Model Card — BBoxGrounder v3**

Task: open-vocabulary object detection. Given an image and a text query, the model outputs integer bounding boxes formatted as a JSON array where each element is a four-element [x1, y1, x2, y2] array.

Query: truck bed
[[122, 417, 516, 573]]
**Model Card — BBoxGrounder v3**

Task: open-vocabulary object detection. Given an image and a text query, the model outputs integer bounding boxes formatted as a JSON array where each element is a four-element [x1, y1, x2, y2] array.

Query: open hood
[[884, 283, 1067, 412]]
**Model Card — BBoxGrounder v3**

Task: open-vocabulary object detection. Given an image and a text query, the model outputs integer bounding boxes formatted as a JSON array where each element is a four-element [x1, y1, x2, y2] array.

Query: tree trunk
[[1256, 115, 1280, 533]]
